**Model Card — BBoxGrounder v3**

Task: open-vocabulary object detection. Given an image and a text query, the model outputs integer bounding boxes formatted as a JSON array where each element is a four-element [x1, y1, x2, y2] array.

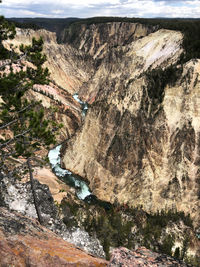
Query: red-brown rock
[[0, 208, 108, 267]]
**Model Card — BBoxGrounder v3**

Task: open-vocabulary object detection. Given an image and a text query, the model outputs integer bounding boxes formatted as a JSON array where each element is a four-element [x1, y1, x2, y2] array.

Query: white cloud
[[52, 10, 64, 15], [1, 0, 200, 18], [2, 0, 120, 8]]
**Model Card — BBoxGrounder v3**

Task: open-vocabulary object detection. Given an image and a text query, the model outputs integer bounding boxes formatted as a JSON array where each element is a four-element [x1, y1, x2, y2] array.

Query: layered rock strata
[[60, 22, 157, 60], [3, 28, 92, 94], [62, 27, 200, 228]]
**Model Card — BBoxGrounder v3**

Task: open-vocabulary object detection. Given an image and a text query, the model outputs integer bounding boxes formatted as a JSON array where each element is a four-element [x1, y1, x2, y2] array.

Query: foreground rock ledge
[[0, 207, 195, 266], [0, 208, 107, 266]]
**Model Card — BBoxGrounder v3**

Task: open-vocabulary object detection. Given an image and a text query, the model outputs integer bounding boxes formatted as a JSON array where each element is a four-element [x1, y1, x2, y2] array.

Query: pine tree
[[0, 15, 60, 224], [0, 15, 16, 59]]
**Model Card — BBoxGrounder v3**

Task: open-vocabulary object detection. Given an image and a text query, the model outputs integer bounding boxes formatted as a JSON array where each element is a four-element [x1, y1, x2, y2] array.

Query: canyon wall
[[6, 22, 200, 228], [62, 25, 200, 227], [60, 22, 157, 60], [3, 30, 86, 142], [3, 28, 91, 94]]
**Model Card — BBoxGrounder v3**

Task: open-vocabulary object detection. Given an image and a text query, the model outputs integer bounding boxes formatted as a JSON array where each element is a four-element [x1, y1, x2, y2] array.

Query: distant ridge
[[8, 17, 80, 34]]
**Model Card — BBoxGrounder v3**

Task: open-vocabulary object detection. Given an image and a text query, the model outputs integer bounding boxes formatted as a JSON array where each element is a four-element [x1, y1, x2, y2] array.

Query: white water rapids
[[73, 93, 88, 116], [48, 145, 91, 200], [48, 93, 90, 200]]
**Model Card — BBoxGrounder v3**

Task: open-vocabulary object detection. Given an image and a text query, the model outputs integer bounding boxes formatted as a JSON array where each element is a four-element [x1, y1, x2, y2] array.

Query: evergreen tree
[[0, 15, 15, 59], [0, 15, 60, 224]]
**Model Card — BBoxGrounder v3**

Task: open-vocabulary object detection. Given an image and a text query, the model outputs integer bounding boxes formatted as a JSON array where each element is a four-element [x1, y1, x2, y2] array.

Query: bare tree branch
[[27, 157, 43, 224], [0, 129, 30, 148], [0, 118, 17, 130], [0, 53, 27, 71]]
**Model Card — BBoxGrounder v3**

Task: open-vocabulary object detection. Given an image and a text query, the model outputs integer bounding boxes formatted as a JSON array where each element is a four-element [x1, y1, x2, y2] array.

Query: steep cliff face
[[60, 22, 157, 60], [79, 29, 183, 103], [3, 28, 92, 94], [62, 27, 200, 228], [2, 20, 200, 264]]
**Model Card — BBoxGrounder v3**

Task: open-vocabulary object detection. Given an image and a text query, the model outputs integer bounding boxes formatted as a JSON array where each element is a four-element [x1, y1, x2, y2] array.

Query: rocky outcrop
[[1, 207, 196, 266], [109, 247, 191, 267], [62, 26, 200, 230], [31, 166, 72, 204], [0, 174, 57, 224], [0, 207, 108, 266], [0, 173, 105, 258]]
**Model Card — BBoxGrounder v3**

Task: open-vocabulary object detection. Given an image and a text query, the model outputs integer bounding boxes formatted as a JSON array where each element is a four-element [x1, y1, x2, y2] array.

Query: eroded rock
[[0, 207, 108, 267], [0, 174, 105, 258], [3, 28, 91, 94], [62, 29, 200, 230], [61, 22, 157, 60]]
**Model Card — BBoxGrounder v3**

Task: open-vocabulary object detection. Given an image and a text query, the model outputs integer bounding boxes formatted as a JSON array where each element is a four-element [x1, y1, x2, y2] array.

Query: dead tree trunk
[[27, 157, 43, 224]]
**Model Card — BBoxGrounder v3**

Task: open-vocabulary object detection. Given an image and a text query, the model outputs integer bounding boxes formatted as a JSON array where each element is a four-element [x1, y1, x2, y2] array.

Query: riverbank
[[48, 145, 91, 200]]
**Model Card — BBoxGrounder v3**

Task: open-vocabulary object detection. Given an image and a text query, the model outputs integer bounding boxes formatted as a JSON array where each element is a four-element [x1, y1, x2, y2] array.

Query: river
[[48, 145, 91, 200], [48, 93, 91, 200]]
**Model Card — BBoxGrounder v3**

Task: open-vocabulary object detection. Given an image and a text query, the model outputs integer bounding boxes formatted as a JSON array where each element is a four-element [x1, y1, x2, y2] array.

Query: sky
[[0, 0, 200, 19]]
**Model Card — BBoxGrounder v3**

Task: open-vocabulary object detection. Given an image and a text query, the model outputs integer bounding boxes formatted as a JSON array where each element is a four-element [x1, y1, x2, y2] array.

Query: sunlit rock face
[[78, 29, 183, 103], [62, 26, 200, 228], [60, 22, 157, 60], [3, 28, 92, 94]]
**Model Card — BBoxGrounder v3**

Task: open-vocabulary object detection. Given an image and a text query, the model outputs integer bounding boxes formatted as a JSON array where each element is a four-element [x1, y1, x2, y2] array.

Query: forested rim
[[7, 17, 79, 33]]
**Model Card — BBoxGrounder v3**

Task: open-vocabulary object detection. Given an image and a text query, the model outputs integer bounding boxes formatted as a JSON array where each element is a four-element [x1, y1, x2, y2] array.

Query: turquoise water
[[48, 93, 91, 200], [48, 145, 91, 200]]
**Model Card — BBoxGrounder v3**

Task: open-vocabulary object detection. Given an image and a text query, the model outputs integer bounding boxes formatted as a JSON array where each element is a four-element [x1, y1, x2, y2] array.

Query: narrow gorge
[[1, 18, 200, 266], [61, 22, 200, 226]]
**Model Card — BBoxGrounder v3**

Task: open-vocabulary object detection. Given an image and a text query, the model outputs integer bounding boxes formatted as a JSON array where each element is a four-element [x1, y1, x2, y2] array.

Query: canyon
[[1, 19, 200, 265], [61, 23, 200, 228]]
